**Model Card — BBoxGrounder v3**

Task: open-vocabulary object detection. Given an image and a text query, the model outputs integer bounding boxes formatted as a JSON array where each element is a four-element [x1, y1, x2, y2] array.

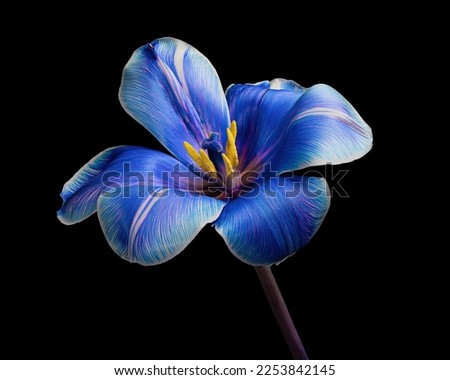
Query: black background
[[4, 8, 446, 359]]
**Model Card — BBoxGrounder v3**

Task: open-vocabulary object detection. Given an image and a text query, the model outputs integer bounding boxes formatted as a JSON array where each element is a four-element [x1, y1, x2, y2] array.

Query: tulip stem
[[255, 266, 308, 360]]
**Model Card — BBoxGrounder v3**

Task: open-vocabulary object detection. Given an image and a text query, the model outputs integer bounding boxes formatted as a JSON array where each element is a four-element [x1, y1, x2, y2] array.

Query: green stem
[[255, 266, 308, 360]]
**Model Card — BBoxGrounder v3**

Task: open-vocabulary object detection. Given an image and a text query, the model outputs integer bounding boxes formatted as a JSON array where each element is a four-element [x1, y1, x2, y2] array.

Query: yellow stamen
[[226, 126, 239, 169], [222, 153, 233, 177], [183, 141, 201, 164], [230, 120, 237, 139], [183, 141, 217, 176], [198, 149, 217, 176]]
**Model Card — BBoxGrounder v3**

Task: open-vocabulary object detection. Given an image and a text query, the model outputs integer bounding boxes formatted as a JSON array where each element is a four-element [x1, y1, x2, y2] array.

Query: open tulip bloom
[[58, 37, 372, 358]]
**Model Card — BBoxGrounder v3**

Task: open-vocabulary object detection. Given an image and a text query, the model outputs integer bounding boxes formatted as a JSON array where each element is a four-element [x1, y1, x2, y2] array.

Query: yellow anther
[[183, 141, 201, 163], [183, 141, 217, 176], [222, 153, 233, 177], [230, 120, 237, 139], [226, 129, 239, 168], [226, 120, 239, 168], [198, 149, 217, 176]]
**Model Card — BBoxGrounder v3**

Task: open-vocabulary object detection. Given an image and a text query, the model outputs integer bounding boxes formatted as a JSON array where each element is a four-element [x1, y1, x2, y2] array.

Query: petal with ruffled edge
[[58, 146, 225, 265], [226, 79, 306, 170], [273, 84, 373, 173], [215, 176, 330, 266], [119, 38, 230, 165]]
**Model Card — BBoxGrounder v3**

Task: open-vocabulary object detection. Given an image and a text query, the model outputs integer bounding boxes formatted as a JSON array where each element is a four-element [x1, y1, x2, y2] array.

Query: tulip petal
[[152, 38, 230, 141], [226, 81, 304, 170], [119, 38, 230, 165], [58, 146, 225, 265], [215, 176, 330, 266], [58, 146, 136, 225], [273, 84, 373, 173], [97, 186, 224, 266], [226, 81, 372, 173], [58, 146, 201, 225]]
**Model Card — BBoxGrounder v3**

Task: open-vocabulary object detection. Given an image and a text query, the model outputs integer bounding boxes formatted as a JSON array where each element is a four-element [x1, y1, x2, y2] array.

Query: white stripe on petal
[[173, 40, 189, 91], [128, 188, 169, 260], [291, 107, 370, 136]]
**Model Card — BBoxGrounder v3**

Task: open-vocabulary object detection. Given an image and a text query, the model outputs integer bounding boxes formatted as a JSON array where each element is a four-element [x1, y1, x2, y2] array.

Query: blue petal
[[152, 38, 230, 143], [226, 80, 304, 170], [272, 84, 373, 173], [58, 146, 225, 265], [119, 38, 230, 164], [58, 146, 134, 225], [215, 176, 330, 266], [98, 186, 224, 266], [58, 146, 200, 225], [226, 81, 372, 174]]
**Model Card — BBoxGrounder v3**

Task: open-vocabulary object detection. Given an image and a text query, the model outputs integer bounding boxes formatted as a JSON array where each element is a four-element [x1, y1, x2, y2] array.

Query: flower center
[[183, 121, 239, 198]]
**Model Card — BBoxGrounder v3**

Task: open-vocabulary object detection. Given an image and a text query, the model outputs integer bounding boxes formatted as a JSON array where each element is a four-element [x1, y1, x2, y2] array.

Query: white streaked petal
[[273, 84, 373, 172], [98, 186, 225, 265], [120, 37, 230, 164], [153, 38, 230, 143]]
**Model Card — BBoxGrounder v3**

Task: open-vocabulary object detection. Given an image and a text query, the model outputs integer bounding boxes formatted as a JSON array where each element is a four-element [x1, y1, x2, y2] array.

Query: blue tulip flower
[[58, 37, 372, 267]]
